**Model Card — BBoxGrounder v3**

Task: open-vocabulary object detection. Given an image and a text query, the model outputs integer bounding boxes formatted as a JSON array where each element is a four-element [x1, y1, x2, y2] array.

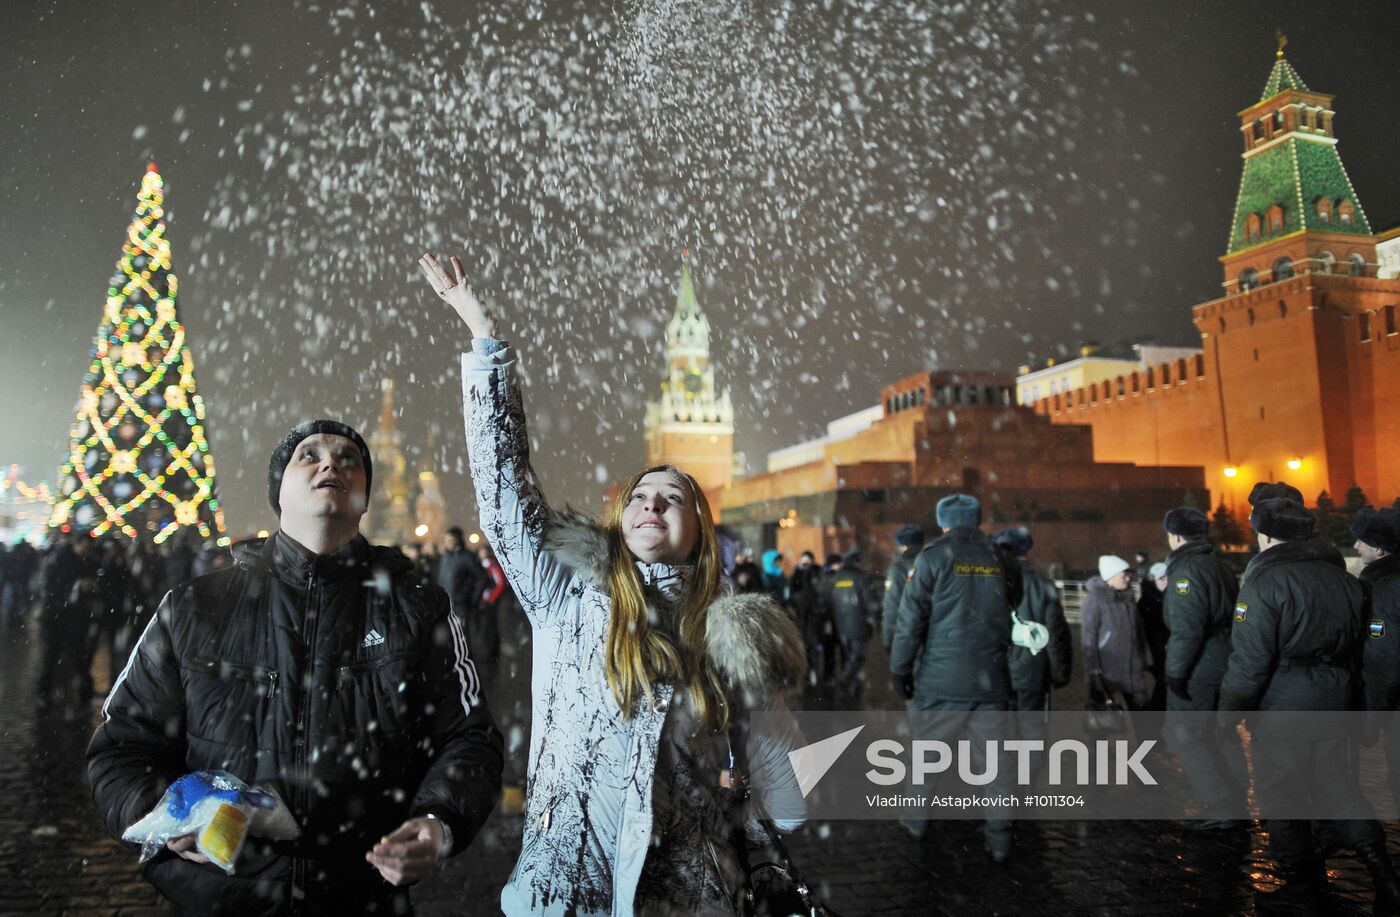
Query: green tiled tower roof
[[1226, 53, 1371, 255], [1260, 55, 1309, 101]]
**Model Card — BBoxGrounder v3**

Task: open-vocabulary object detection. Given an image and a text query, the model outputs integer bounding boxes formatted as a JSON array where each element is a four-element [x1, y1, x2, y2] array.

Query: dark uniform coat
[[1218, 539, 1363, 732], [1163, 540, 1239, 689], [1361, 552, 1400, 727], [881, 553, 915, 652], [890, 528, 1021, 703]]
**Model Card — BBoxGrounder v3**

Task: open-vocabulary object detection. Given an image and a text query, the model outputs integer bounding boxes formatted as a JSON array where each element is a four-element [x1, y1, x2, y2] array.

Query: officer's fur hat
[[894, 524, 925, 549], [1250, 497, 1316, 542], [1162, 507, 1210, 539], [1248, 481, 1304, 507], [935, 493, 981, 530], [993, 527, 1034, 557], [1351, 507, 1400, 554]]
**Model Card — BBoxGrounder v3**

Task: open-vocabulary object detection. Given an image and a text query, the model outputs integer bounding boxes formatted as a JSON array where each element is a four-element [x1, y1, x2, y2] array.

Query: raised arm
[[419, 253, 574, 623]]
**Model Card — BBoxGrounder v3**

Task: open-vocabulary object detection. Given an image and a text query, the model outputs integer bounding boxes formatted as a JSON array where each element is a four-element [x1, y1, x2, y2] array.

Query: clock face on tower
[[682, 368, 704, 396]]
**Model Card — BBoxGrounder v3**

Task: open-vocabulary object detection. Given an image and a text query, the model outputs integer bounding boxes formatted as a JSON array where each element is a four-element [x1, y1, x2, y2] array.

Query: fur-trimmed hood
[[544, 508, 807, 703]]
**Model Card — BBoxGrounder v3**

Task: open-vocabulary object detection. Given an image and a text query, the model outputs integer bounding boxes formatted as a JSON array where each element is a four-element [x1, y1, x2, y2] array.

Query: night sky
[[3, 0, 1398, 539]]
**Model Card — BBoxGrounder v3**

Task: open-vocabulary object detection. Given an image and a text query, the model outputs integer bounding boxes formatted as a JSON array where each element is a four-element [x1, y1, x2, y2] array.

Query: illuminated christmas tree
[[49, 163, 226, 543]]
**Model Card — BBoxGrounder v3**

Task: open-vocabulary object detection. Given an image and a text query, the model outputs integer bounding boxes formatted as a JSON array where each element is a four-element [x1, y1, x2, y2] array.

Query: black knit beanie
[[268, 420, 373, 515]]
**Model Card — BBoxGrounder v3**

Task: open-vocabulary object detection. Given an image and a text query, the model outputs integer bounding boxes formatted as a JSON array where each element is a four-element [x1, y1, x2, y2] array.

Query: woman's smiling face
[[621, 470, 699, 564]]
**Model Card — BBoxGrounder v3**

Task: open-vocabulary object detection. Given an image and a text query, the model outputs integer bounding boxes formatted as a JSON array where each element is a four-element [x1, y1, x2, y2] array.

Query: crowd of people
[[4, 250, 1395, 915]]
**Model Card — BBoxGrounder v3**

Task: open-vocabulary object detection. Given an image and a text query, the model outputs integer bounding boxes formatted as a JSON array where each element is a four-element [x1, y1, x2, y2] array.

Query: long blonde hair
[[603, 465, 728, 732]]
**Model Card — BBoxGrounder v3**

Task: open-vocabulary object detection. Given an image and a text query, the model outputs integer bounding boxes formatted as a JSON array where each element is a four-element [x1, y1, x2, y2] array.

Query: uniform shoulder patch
[[1370, 619, 1386, 639], [1234, 602, 1248, 624], [907, 568, 915, 581], [1175, 579, 1191, 595]]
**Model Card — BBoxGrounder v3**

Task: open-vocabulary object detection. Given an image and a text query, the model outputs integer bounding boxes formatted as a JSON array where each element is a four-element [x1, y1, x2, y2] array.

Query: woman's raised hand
[[418, 253, 498, 340]]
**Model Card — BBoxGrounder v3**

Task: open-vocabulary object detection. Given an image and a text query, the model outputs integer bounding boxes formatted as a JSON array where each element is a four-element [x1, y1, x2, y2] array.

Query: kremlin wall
[[638, 50, 1400, 576]]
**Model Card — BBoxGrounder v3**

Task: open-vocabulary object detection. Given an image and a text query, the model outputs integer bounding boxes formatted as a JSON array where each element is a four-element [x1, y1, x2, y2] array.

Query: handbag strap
[[726, 719, 816, 909]]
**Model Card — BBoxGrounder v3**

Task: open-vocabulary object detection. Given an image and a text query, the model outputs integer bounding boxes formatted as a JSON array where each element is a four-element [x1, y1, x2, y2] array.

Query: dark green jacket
[[881, 553, 916, 651], [1218, 539, 1362, 722], [890, 528, 1021, 702], [1360, 552, 1400, 716], [1009, 560, 1072, 693], [1163, 540, 1238, 685]]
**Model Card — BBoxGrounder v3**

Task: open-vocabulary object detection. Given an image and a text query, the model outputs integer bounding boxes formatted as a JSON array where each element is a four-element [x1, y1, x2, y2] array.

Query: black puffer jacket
[[1361, 552, 1400, 718], [1009, 560, 1072, 694], [87, 533, 504, 915], [1219, 538, 1362, 729], [890, 528, 1022, 702]]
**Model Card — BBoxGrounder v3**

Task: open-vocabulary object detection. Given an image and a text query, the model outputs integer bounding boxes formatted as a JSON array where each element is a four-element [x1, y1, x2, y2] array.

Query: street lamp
[[1286, 457, 1303, 471], [414, 523, 429, 538], [1223, 466, 1239, 478]]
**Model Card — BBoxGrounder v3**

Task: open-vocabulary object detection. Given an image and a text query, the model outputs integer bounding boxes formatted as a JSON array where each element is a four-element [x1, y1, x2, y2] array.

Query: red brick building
[[1033, 51, 1400, 517], [716, 370, 1205, 576]]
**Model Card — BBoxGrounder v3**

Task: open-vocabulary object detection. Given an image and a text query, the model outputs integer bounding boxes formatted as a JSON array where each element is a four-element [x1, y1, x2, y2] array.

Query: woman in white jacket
[[418, 253, 807, 916]]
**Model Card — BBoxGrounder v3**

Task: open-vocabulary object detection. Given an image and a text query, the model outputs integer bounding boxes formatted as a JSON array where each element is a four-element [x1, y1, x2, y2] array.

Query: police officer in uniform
[[822, 549, 879, 701], [1355, 507, 1400, 814], [881, 524, 925, 652], [1219, 498, 1400, 907], [890, 494, 1021, 860], [993, 526, 1071, 725], [1159, 507, 1245, 828]]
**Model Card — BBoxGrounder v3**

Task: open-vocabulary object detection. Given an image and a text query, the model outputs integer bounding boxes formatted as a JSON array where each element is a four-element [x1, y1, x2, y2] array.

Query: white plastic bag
[[122, 771, 296, 875]]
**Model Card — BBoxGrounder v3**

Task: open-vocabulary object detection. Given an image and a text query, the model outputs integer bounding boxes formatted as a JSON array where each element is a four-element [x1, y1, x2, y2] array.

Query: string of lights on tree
[[49, 163, 227, 544]]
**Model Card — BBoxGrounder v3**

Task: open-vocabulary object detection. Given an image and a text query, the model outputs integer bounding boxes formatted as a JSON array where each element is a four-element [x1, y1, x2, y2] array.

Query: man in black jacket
[[1219, 497, 1400, 906], [891, 494, 1022, 860], [1355, 507, 1400, 813], [821, 549, 879, 701], [1159, 507, 1245, 828], [993, 527, 1071, 722], [88, 420, 504, 915]]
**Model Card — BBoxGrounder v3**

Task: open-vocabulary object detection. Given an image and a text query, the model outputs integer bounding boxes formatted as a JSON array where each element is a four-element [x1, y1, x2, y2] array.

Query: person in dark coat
[[993, 527, 1071, 722], [438, 526, 497, 695], [891, 494, 1022, 859], [38, 534, 100, 701], [788, 551, 832, 689], [1136, 563, 1170, 719], [1082, 554, 1152, 708], [87, 420, 504, 914], [1159, 507, 1245, 827], [731, 550, 764, 594], [1220, 498, 1400, 905], [881, 524, 925, 652], [1355, 508, 1400, 813], [821, 549, 879, 700]]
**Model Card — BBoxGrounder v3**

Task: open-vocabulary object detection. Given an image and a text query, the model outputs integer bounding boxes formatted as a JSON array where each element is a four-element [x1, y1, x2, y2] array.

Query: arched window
[[1239, 267, 1259, 291], [1273, 109, 1285, 131], [1318, 250, 1336, 274], [1194, 355, 1205, 377], [1131, 373, 1140, 394], [1272, 257, 1294, 281], [1244, 213, 1262, 242], [1338, 199, 1355, 226], [1266, 204, 1285, 233], [1146, 368, 1155, 388], [1219, 316, 1227, 334], [1315, 197, 1332, 224], [1177, 358, 1188, 382], [1350, 253, 1367, 276], [1248, 307, 1256, 325], [1279, 300, 1288, 318], [1116, 377, 1125, 397]]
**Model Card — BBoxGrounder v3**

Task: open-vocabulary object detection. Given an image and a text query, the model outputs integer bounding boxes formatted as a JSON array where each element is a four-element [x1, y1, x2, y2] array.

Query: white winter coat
[[461, 340, 807, 917]]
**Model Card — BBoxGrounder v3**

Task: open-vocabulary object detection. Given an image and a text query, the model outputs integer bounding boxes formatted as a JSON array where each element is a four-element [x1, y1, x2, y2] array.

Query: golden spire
[[1276, 30, 1287, 59]]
